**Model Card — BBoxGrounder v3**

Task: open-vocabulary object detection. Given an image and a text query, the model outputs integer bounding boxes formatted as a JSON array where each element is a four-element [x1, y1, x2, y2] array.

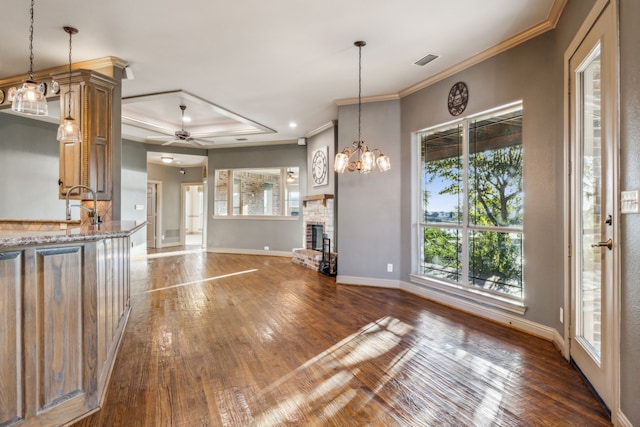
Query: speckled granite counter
[[0, 220, 146, 248]]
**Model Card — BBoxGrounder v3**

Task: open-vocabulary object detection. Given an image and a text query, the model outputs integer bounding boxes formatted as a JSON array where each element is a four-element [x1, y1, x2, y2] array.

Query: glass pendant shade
[[376, 154, 391, 171], [11, 81, 48, 116], [57, 91, 81, 142], [334, 152, 349, 173], [57, 118, 81, 142], [361, 151, 375, 173]]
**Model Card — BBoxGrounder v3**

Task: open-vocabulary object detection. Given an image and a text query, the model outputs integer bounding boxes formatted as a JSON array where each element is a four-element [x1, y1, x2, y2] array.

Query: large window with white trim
[[417, 103, 524, 299]]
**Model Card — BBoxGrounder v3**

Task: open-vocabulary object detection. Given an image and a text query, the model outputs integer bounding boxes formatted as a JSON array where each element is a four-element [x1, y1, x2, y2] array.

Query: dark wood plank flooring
[[72, 251, 611, 426]]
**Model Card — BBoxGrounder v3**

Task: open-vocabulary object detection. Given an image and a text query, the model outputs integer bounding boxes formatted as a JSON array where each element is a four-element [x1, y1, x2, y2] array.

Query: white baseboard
[[207, 247, 292, 257], [400, 280, 558, 341], [336, 275, 401, 289], [616, 410, 633, 427]]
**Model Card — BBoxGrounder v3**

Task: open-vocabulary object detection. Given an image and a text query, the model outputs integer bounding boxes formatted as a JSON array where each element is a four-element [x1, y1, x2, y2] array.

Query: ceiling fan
[[147, 105, 211, 147]]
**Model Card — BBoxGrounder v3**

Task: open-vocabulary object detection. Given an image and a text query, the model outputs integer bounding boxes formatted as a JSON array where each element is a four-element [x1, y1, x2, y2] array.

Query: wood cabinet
[[0, 237, 130, 426], [54, 70, 116, 201]]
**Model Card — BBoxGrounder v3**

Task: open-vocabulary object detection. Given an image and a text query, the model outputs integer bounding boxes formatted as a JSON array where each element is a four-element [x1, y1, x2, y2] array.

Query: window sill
[[409, 274, 526, 315], [212, 215, 300, 221]]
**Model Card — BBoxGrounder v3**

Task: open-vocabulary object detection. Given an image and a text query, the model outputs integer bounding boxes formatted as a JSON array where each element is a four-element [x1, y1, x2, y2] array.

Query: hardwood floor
[[72, 251, 611, 426]]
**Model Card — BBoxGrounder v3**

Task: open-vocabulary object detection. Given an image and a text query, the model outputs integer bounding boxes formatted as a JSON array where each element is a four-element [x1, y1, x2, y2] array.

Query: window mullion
[[461, 121, 470, 286]]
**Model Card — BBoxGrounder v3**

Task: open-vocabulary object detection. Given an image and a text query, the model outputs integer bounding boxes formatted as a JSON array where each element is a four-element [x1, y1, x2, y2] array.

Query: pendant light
[[11, 0, 48, 116], [57, 26, 81, 142], [334, 41, 390, 174]]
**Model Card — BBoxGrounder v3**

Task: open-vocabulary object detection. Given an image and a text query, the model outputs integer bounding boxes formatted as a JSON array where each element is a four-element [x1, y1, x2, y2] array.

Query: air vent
[[236, 138, 248, 142], [415, 54, 439, 66]]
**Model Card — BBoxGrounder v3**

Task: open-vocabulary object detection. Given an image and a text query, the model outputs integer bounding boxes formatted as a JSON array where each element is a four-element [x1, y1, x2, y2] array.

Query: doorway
[[566, 0, 618, 416], [181, 182, 205, 248]]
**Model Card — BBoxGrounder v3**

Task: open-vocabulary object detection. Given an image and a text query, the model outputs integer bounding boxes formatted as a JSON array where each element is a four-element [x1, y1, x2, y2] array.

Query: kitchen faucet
[[65, 185, 101, 225]]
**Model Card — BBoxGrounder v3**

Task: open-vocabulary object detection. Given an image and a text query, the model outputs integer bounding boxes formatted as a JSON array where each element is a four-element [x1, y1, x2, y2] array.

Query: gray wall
[[0, 113, 67, 219], [619, 0, 640, 423], [306, 125, 337, 197], [336, 99, 402, 280], [395, 0, 595, 329], [120, 138, 148, 223], [148, 162, 204, 246], [207, 143, 306, 253]]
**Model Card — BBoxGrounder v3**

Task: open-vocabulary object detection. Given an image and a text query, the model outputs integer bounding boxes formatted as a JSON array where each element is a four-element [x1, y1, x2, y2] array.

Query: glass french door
[[569, 2, 616, 411]]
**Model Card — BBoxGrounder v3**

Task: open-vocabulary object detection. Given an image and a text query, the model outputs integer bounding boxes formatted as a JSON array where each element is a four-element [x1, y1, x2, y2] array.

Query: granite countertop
[[0, 220, 147, 248]]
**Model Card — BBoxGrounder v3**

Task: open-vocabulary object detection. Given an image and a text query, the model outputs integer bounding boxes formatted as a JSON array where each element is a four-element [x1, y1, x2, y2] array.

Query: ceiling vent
[[414, 54, 439, 66]]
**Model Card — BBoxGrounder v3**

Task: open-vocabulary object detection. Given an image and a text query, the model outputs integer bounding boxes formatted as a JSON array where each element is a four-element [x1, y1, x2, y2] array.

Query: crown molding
[[334, 93, 400, 106], [0, 57, 127, 86], [305, 120, 337, 138]]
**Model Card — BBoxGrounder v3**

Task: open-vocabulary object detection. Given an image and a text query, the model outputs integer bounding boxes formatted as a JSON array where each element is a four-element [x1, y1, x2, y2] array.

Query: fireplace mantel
[[302, 194, 334, 207]]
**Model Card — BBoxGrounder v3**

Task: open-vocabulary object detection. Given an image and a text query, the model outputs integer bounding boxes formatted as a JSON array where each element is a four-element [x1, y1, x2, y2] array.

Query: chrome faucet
[[65, 185, 101, 225]]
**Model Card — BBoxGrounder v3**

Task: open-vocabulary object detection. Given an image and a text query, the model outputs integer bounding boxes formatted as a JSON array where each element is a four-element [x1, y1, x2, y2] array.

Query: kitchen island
[[0, 221, 145, 426]]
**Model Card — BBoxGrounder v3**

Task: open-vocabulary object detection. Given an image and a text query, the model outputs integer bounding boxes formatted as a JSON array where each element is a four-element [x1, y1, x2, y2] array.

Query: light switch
[[135, 204, 144, 211], [621, 190, 639, 214]]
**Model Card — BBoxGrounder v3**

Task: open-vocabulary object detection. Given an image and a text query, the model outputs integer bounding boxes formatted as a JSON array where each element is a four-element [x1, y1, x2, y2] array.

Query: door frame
[[562, 0, 620, 420], [147, 180, 163, 249]]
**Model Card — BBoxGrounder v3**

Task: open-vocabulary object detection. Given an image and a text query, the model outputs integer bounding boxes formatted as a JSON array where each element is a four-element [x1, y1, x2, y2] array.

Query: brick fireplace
[[292, 194, 336, 273]]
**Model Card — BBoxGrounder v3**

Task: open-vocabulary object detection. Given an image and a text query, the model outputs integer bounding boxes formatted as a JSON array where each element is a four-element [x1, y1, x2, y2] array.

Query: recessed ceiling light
[[183, 116, 192, 123], [161, 156, 173, 163], [289, 122, 297, 128]]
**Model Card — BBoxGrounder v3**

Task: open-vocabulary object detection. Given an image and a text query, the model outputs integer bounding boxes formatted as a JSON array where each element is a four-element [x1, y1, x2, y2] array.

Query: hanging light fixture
[[57, 26, 81, 142], [11, 0, 48, 116], [334, 41, 390, 174]]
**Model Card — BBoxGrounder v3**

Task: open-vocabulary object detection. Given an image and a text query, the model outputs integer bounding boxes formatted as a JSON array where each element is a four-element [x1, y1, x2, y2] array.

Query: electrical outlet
[[560, 307, 564, 324], [387, 263, 393, 273], [264, 246, 270, 251], [161, 235, 165, 240]]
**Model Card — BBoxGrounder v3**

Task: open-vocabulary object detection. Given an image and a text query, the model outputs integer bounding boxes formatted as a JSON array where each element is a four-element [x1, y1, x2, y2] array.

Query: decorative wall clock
[[51, 80, 60, 94], [0, 89, 4, 104], [447, 81, 469, 116], [312, 146, 328, 186]]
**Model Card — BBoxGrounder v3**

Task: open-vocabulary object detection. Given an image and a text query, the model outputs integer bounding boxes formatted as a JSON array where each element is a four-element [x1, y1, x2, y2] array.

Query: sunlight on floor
[[138, 269, 258, 295]]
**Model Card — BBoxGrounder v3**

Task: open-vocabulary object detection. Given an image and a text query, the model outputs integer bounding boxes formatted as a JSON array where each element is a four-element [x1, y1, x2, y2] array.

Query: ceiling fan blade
[[162, 140, 179, 146]]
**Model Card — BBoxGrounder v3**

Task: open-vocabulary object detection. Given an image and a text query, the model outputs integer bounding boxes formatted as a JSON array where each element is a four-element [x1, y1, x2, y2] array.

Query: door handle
[[591, 239, 612, 250]]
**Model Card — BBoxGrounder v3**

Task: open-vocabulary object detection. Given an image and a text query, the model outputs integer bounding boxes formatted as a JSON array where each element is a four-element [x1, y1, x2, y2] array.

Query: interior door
[[569, 2, 616, 411], [146, 182, 157, 248]]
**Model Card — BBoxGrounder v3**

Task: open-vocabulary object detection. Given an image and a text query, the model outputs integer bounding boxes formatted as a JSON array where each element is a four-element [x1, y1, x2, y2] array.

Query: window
[[417, 104, 523, 300], [214, 167, 300, 217]]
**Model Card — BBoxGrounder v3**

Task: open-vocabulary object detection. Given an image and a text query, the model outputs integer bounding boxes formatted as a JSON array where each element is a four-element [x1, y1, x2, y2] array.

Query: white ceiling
[[1, 0, 561, 150]]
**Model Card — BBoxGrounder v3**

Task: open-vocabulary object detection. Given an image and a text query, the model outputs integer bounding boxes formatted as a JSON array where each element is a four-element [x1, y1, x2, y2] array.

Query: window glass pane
[[420, 227, 462, 282], [469, 110, 523, 228], [285, 169, 300, 216], [421, 124, 463, 225], [214, 170, 229, 215], [232, 169, 282, 216], [469, 230, 523, 298]]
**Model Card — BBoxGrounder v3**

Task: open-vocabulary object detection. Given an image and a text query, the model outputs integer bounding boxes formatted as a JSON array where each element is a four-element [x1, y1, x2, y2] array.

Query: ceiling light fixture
[[11, 0, 48, 116], [161, 156, 174, 164], [57, 26, 81, 143], [334, 41, 390, 174]]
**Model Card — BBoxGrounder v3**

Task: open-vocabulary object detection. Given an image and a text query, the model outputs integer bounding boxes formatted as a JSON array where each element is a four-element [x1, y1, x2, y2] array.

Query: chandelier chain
[[357, 43, 362, 145], [28, 0, 35, 80], [67, 28, 73, 117]]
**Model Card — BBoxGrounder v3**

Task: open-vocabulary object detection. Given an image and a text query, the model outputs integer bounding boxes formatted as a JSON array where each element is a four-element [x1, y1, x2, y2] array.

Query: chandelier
[[334, 41, 390, 174], [57, 26, 81, 142], [11, 0, 48, 116]]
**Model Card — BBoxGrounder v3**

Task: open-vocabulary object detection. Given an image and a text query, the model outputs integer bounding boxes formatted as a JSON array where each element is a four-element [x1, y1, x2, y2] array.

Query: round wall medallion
[[447, 81, 469, 116], [7, 87, 17, 102], [0, 89, 4, 104], [38, 82, 47, 96], [51, 80, 60, 94]]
